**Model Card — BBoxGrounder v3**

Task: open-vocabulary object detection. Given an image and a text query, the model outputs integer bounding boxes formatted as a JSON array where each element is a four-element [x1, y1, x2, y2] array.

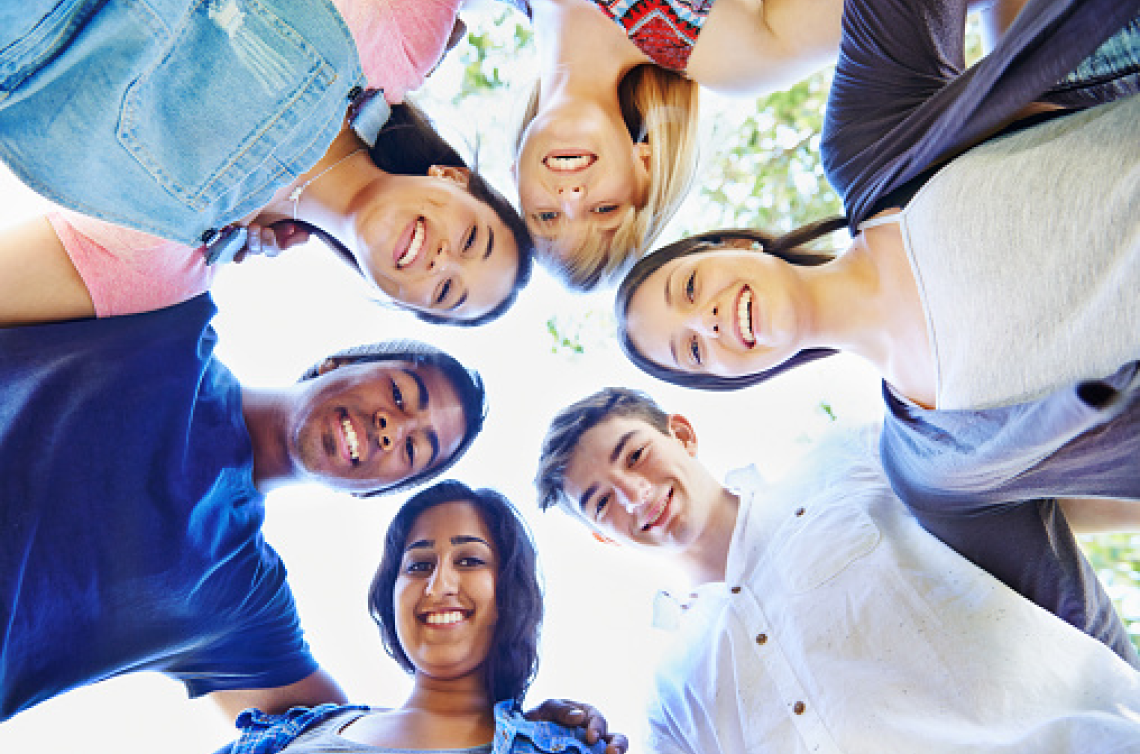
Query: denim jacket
[[228, 700, 608, 754], [0, 0, 364, 246]]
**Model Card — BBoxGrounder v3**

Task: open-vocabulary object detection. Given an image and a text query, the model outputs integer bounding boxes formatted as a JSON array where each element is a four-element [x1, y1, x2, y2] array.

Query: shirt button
[[730, 586, 741, 594], [755, 633, 768, 645], [793, 701, 806, 715], [795, 507, 806, 517]]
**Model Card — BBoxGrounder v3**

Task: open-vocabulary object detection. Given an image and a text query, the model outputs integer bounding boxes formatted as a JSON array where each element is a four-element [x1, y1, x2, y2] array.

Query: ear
[[317, 357, 347, 376], [667, 414, 698, 457], [427, 165, 472, 187], [634, 141, 652, 172]]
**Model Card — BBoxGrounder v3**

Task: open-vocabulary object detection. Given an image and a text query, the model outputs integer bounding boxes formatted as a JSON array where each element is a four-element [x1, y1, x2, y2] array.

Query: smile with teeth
[[338, 409, 361, 465], [737, 286, 757, 347], [397, 218, 426, 269], [544, 153, 596, 172], [423, 610, 468, 626], [642, 488, 673, 531]]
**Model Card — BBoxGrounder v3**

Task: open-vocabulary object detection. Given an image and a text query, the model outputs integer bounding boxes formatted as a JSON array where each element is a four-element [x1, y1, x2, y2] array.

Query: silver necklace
[[288, 148, 366, 220]]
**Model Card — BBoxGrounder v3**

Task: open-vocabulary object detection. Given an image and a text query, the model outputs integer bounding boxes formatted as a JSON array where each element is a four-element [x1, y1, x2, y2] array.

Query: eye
[[391, 380, 405, 411], [594, 493, 611, 519], [404, 436, 416, 467], [593, 204, 619, 215], [536, 211, 560, 223], [688, 336, 702, 366], [627, 446, 644, 468], [463, 225, 477, 253], [406, 560, 432, 574], [457, 556, 487, 568], [685, 271, 696, 303], [435, 278, 453, 306]]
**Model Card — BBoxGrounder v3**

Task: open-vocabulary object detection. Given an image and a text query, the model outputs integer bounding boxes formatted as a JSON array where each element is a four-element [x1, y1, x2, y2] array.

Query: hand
[[233, 221, 310, 263], [524, 699, 629, 754]]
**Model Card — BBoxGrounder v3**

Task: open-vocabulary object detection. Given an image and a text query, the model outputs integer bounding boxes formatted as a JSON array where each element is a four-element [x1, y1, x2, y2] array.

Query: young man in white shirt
[[536, 387, 1140, 753]]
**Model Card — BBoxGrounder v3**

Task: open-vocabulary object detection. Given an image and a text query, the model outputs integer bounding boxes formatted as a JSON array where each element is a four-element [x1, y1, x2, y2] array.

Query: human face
[[395, 501, 499, 684], [625, 247, 812, 378], [289, 361, 467, 493], [353, 167, 519, 322], [562, 415, 722, 553], [514, 100, 651, 261]]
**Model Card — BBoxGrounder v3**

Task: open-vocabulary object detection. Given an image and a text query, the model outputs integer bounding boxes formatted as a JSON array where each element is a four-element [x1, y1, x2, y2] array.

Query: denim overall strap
[[0, 0, 365, 246]]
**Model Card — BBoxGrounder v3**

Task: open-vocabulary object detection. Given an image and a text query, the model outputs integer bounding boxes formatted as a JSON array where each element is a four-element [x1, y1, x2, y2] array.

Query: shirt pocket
[[116, 0, 336, 211], [771, 502, 881, 594]]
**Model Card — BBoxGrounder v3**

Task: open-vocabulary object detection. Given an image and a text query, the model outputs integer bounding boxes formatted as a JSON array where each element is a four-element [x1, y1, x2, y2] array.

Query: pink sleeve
[[47, 211, 217, 318], [335, 0, 465, 102]]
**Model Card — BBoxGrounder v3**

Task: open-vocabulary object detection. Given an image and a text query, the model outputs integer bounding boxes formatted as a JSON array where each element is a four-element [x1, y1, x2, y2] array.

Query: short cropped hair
[[615, 220, 848, 390], [369, 480, 543, 704], [299, 340, 487, 496], [535, 387, 669, 513]]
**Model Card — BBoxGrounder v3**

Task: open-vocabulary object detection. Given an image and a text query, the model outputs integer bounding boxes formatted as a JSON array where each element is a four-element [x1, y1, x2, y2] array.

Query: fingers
[[603, 733, 630, 754]]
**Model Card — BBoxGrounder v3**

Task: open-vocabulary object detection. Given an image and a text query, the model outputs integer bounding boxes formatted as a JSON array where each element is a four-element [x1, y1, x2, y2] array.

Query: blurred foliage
[[690, 70, 843, 234], [1080, 534, 1140, 652]]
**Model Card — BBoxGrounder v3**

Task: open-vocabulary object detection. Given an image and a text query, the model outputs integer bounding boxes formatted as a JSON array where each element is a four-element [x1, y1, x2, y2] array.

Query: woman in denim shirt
[[0, 1, 533, 326], [225, 481, 624, 754]]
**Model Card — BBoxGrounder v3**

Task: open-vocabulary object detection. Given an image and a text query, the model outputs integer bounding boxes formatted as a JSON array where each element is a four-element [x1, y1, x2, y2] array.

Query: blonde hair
[[515, 65, 700, 291]]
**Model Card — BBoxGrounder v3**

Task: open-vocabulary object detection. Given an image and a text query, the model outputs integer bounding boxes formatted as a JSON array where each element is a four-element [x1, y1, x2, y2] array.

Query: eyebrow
[[576, 430, 637, 512], [404, 535, 490, 552], [405, 369, 430, 411]]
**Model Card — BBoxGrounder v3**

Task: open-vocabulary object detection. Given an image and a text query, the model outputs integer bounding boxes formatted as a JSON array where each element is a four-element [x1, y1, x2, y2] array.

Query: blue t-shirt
[[0, 295, 316, 721]]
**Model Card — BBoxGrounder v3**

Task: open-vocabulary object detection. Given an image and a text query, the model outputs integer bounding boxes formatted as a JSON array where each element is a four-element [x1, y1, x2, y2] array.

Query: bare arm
[[686, 0, 844, 95], [206, 668, 349, 721], [0, 217, 95, 326], [1059, 497, 1140, 535], [970, 0, 1033, 53]]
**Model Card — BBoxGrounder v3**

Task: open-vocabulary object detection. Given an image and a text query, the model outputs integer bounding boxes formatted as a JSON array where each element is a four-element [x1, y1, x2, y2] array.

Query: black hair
[[299, 101, 534, 326], [299, 340, 487, 496], [369, 480, 543, 704], [615, 218, 849, 391]]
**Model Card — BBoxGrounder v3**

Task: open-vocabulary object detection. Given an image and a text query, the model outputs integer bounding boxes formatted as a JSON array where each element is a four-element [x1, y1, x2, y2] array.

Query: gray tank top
[[274, 708, 494, 754], [859, 96, 1139, 410]]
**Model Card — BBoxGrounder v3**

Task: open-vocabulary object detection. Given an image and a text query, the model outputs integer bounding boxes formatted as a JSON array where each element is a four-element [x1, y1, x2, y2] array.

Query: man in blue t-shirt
[[0, 294, 487, 723]]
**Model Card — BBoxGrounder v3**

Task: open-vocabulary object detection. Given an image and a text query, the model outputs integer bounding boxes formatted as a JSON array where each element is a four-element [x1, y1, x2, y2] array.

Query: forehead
[[563, 415, 659, 485], [405, 500, 495, 551]]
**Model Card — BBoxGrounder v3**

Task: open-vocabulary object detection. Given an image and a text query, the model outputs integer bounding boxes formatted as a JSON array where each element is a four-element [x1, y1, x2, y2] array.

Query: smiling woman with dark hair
[[0, 3, 533, 328], [225, 480, 627, 754]]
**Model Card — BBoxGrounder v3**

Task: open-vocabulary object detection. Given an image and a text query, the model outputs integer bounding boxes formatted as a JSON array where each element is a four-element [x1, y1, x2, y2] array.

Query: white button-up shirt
[[647, 435, 1140, 753]]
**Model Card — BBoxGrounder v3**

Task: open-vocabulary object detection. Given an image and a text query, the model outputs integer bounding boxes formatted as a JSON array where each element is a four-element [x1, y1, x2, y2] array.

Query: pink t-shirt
[[55, 0, 463, 316]]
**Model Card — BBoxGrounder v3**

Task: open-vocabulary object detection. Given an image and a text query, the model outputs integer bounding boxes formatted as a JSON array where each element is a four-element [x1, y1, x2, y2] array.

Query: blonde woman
[[511, 0, 1137, 291]]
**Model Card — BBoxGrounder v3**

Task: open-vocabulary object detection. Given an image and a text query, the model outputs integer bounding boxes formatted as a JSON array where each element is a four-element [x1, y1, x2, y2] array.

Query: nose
[[614, 475, 650, 513], [557, 185, 586, 218], [692, 302, 722, 339], [373, 410, 408, 451], [426, 560, 459, 596], [426, 240, 457, 273]]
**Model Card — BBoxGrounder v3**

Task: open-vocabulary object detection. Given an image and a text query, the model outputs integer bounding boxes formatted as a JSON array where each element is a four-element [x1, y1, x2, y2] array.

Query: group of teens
[[1, 0, 1137, 751]]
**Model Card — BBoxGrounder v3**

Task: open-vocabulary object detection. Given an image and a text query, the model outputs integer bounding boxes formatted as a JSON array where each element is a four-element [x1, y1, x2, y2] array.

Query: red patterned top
[[590, 0, 715, 71]]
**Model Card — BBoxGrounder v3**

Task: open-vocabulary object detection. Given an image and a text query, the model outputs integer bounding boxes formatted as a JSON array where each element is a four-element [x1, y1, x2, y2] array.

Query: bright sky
[[0, 7, 887, 752]]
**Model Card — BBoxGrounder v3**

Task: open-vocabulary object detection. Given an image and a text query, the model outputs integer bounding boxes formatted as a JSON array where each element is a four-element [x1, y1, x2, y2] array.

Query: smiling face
[[394, 500, 499, 684], [289, 361, 467, 494], [624, 247, 813, 378], [561, 414, 723, 555], [514, 100, 651, 262], [352, 167, 520, 322]]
